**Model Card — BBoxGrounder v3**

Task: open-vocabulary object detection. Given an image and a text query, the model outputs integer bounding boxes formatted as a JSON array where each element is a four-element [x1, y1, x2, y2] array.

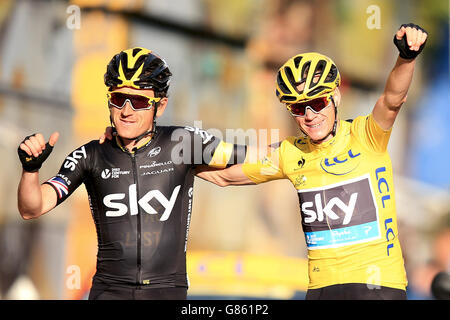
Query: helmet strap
[[330, 96, 338, 137]]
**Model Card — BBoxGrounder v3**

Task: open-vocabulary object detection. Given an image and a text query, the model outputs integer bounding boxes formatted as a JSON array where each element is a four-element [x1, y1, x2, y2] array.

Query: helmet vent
[[277, 71, 291, 94], [132, 48, 141, 57], [293, 56, 302, 69], [307, 86, 328, 97], [301, 62, 311, 83], [284, 67, 296, 87], [312, 60, 326, 86], [281, 95, 297, 102], [325, 65, 338, 83]]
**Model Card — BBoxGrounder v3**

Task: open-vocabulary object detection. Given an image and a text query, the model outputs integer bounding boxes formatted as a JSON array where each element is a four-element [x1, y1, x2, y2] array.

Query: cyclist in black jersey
[[17, 47, 246, 300]]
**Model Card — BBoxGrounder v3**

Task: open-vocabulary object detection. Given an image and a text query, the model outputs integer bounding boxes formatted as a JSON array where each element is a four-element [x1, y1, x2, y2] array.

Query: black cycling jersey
[[44, 125, 246, 289]]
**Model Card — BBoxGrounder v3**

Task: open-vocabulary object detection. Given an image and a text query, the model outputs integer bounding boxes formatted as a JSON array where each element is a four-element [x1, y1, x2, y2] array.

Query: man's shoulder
[[157, 125, 218, 145], [83, 139, 112, 151], [70, 139, 116, 158], [85, 139, 102, 147], [336, 115, 368, 136], [263, 137, 308, 162], [344, 115, 370, 126], [153, 126, 191, 143], [156, 125, 194, 136], [157, 125, 211, 134], [345, 114, 376, 137], [64, 140, 98, 154]]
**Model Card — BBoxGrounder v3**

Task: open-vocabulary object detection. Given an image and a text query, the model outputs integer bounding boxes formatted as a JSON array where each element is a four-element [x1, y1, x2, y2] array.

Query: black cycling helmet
[[105, 47, 172, 144], [104, 47, 172, 96]]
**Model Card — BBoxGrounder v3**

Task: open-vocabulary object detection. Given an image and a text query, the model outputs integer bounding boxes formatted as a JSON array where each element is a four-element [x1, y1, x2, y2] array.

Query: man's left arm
[[372, 23, 428, 130]]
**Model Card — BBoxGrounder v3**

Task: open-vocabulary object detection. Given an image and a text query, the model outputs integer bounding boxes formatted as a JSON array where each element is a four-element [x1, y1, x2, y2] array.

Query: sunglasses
[[286, 96, 332, 117], [107, 91, 161, 111]]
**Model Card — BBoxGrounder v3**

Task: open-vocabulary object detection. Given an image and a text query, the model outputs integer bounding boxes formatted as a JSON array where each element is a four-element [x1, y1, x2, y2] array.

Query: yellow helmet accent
[[276, 52, 340, 104], [117, 47, 152, 89]]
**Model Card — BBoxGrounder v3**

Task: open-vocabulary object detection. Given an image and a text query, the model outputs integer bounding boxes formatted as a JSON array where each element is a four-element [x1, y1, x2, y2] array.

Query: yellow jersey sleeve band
[[208, 141, 247, 169]]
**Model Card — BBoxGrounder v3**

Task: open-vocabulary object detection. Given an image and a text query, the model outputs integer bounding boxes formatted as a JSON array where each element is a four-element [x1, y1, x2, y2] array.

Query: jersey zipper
[[130, 152, 142, 285]]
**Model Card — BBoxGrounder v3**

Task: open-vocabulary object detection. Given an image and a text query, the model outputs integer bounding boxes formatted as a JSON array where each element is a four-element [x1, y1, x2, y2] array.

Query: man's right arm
[[18, 172, 57, 219], [17, 132, 59, 220]]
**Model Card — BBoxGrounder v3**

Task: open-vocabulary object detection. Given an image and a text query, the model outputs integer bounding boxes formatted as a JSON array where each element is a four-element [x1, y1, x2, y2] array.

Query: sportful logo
[[63, 146, 87, 171], [103, 185, 181, 221]]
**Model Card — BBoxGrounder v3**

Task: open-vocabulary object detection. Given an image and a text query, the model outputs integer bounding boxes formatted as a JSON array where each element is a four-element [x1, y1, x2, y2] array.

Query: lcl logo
[[320, 149, 361, 175]]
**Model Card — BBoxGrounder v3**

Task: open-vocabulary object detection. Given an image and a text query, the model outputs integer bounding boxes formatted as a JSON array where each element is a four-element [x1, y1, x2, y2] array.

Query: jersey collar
[[115, 135, 154, 154]]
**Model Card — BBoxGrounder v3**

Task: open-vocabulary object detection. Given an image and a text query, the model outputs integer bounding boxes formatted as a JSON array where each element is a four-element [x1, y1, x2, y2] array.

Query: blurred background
[[0, 0, 448, 300]]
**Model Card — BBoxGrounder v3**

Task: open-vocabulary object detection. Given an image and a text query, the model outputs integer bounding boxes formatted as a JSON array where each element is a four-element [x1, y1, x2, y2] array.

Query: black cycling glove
[[393, 23, 428, 60], [18, 135, 54, 172]]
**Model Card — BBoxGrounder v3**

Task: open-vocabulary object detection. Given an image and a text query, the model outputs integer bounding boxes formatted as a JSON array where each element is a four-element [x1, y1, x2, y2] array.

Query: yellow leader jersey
[[243, 114, 407, 290]]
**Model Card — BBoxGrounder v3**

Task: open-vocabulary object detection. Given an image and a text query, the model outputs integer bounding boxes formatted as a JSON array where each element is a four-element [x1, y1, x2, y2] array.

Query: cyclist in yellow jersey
[[195, 24, 428, 299]]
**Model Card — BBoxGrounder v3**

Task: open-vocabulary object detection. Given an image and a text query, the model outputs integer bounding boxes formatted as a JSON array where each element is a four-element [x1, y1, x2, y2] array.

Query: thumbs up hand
[[18, 132, 59, 172]]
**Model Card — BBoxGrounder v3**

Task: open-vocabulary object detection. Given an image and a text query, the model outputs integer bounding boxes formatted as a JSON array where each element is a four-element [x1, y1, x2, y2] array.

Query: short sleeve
[[351, 114, 392, 153], [242, 142, 286, 184], [43, 143, 90, 205]]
